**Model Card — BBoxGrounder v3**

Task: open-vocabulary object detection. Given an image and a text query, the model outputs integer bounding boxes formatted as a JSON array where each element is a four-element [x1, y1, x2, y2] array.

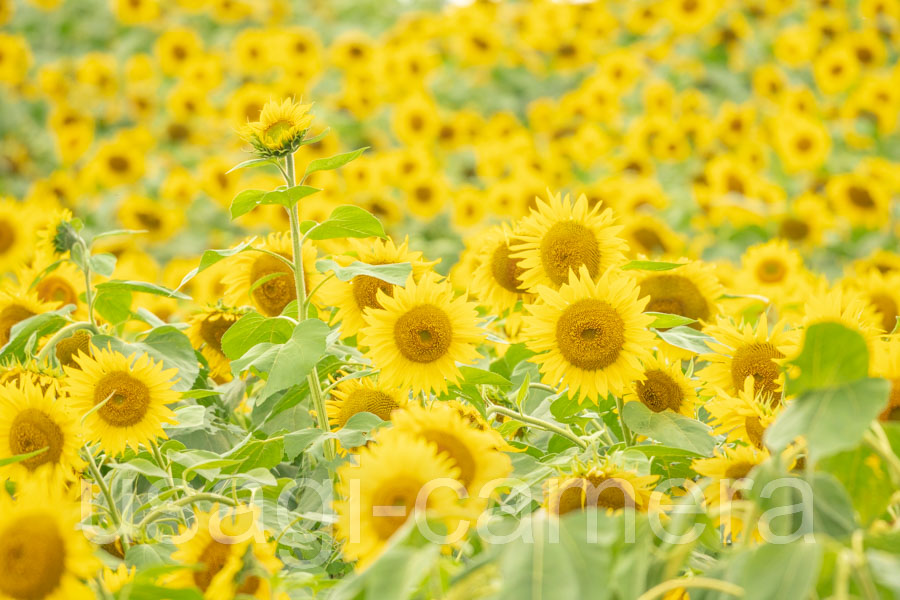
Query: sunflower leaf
[[175, 238, 257, 292], [0, 446, 48, 467], [653, 325, 718, 354], [225, 157, 275, 174], [621, 260, 684, 271], [92, 326, 200, 392], [303, 146, 368, 178], [0, 304, 74, 363], [785, 321, 869, 396], [646, 312, 696, 329], [316, 259, 412, 285], [95, 280, 191, 300], [304, 205, 387, 241], [221, 312, 294, 360], [622, 401, 717, 455]]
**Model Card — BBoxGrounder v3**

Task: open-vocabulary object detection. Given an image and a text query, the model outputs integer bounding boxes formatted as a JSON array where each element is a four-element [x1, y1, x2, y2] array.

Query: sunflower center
[[94, 371, 151, 427], [724, 461, 754, 481], [490, 242, 526, 294], [639, 274, 710, 329], [0, 305, 36, 346], [779, 218, 810, 241], [393, 304, 453, 363], [0, 515, 66, 599], [879, 380, 900, 422], [755, 259, 787, 284], [0, 220, 15, 253], [199, 314, 235, 353], [868, 292, 898, 332], [585, 475, 634, 510], [9, 409, 64, 471], [539, 221, 600, 285], [731, 342, 785, 398], [55, 330, 92, 368], [108, 155, 130, 173], [371, 476, 424, 539], [636, 370, 683, 413], [848, 185, 875, 209], [35, 277, 78, 306], [352, 274, 394, 312], [339, 389, 399, 427], [262, 119, 294, 144], [250, 254, 297, 317], [134, 211, 162, 232], [419, 430, 476, 488], [193, 540, 232, 592], [556, 299, 624, 371], [632, 227, 666, 255], [745, 416, 767, 449]]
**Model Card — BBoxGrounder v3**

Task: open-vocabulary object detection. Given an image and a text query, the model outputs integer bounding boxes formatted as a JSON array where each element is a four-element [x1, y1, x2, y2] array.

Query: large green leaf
[[646, 312, 696, 329], [230, 186, 321, 219], [220, 311, 294, 360], [739, 541, 823, 600], [316, 259, 411, 285], [303, 147, 368, 177], [785, 322, 869, 396], [621, 260, 684, 271], [0, 305, 73, 362], [176, 238, 256, 291], [819, 445, 894, 525], [654, 326, 718, 354], [304, 205, 386, 241], [622, 401, 717, 455], [92, 326, 199, 391], [94, 280, 190, 300]]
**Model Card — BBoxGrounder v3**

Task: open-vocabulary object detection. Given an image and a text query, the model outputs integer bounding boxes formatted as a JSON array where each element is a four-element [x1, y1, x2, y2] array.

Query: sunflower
[[360, 272, 484, 395], [117, 195, 183, 244], [826, 172, 891, 230], [318, 237, 437, 340], [471, 223, 531, 315], [633, 259, 723, 330], [64, 348, 179, 456], [523, 266, 654, 402], [99, 564, 136, 595], [511, 191, 627, 291], [326, 377, 406, 444], [16, 256, 85, 318], [0, 479, 98, 600], [168, 503, 281, 599], [54, 329, 93, 368], [187, 306, 243, 382], [0, 290, 55, 348], [222, 233, 321, 318], [872, 337, 900, 422], [619, 214, 686, 258], [392, 402, 511, 502], [698, 313, 796, 399], [334, 430, 463, 568], [692, 445, 769, 539], [799, 286, 882, 352], [842, 269, 900, 333], [442, 398, 516, 452], [706, 378, 779, 450], [772, 113, 831, 173], [243, 97, 314, 157], [544, 459, 660, 516], [0, 198, 35, 273], [0, 361, 63, 396], [735, 240, 808, 306], [623, 354, 698, 417]]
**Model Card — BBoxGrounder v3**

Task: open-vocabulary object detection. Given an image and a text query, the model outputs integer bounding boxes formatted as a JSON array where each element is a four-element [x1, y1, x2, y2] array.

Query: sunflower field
[[2, 0, 900, 598]]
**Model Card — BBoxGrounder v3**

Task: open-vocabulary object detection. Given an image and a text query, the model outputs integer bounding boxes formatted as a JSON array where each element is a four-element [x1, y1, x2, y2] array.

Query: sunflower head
[[624, 353, 698, 417], [243, 97, 315, 157], [544, 458, 661, 516], [326, 377, 406, 451]]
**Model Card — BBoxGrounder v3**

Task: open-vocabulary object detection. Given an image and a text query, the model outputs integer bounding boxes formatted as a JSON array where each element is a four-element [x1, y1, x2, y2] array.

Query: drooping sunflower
[[544, 459, 661, 516], [222, 233, 321, 318], [64, 348, 179, 455], [705, 378, 779, 450], [0, 479, 98, 600], [168, 503, 281, 599], [326, 377, 406, 439], [698, 313, 796, 399], [187, 306, 243, 382], [623, 354, 698, 417], [523, 266, 655, 402], [471, 223, 531, 315], [392, 402, 512, 502], [0, 290, 55, 348], [360, 272, 484, 395], [243, 97, 314, 157], [872, 337, 900, 422], [735, 240, 808, 306], [692, 445, 769, 539], [511, 191, 627, 291], [0, 380, 84, 485], [318, 237, 437, 340], [334, 430, 462, 568]]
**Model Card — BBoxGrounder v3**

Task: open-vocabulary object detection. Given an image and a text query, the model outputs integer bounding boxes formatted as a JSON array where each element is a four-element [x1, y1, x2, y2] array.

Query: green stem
[[615, 395, 632, 447], [80, 241, 96, 326], [486, 405, 587, 449], [636, 578, 744, 600], [137, 492, 238, 531], [84, 446, 125, 537]]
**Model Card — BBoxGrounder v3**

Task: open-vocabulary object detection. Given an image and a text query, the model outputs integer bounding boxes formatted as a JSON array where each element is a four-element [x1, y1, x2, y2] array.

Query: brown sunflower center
[[371, 476, 424, 539], [9, 409, 65, 471], [419, 430, 476, 488], [631, 227, 666, 255], [779, 218, 810, 241], [134, 211, 162, 232], [35, 276, 78, 306], [193, 540, 232, 592], [847, 185, 875, 209], [338, 389, 399, 427], [731, 342, 785, 398], [745, 416, 767, 449], [556, 299, 624, 371], [199, 314, 236, 353], [585, 475, 635, 510], [539, 221, 600, 285], [490, 243, 526, 293], [636, 370, 683, 413], [755, 259, 787, 284], [250, 254, 296, 317], [0, 515, 66, 599], [108, 155, 130, 173], [352, 274, 394, 312], [0, 220, 15, 253], [639, 274, 710, 328], [879, 379, 900, 422], [55, 329, 92, 368], [393, 304, 453, 363], [93, 371, 151, 427], [0, 304, 36, 347], [868, 292, 898, 332], [724, 461, 755, 481]]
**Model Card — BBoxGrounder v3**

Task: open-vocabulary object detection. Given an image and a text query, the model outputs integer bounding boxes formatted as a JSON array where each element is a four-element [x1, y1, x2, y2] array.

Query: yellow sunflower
[[0, 479, 98, 600], [392, 402, 512, 503], [17, 256, 86, 319], [64, 348, 179, 455], [99, 564, 136, 595], [523, 266, 655, 402], [705, 378, 780, 450], [471, 223, 531, 315], [326, 377, 406, 446], [0, 290, 55, 348], [0, 198, 35, 273], [799, 286, 882, 352], [826, 172, 891, 230], [222, 233, 321, 318], [168, 503, 281, 599], [0, 380, 84, 486], [243, 97, 314, 156], [334, 430, 463, 569], [187, 306, 243, 382], [632, 258, 723, 329], [317, 237, 437, 340], [692, 445, 769, 539], [735, 240, 808, 306], [623, 354, 698, 417], [54, 329, 93, 368], [511, 191, 627, 292], [0, 360, 63, 395], [872, 337, 900, 422], [841, 269, 900, 333], [544, 459, 661, 516], [619, 214, 686, 258], [698, 313, 796, 399], [360, 272, 484, 395]]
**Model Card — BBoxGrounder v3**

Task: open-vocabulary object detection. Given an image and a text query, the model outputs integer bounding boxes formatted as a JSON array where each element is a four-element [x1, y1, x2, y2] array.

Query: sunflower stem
[[79, 240, 97, 326], [486, 404, 587, 449], [84, 445, 126, 537], [636, 577, 744, 600], [136, 492, 238, 532], [614, 395, 633, 446], [283, 152, 336, 467]]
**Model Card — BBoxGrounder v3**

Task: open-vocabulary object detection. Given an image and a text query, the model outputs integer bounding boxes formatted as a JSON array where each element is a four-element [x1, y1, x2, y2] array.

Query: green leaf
[[622, 401, 717, 455], [819, 445, 894, 525], [230, 189, 265, 219], [91, 326, 199, 392], [176, 238, 256, 291], [646, 312, 696, 329], [654, 325, 718, 354], [94, 280, 190, 300], [316, 259, 412, 285], [739, 541, 823, 600], [225, 157, 274, 174], [765, 377, 890, 462], [303, 147, 368, 177], [223, 437, 284, 474], [304, 205, 386, 241], [298, 127, 330, 146], [0, 446, 48, 467], [621, 260, 684, 271], [220, 312, 294, 360], [335, 412, 385, 448], [458, 366, 513, 388], [231, 186, 322, 219], [93, 287, 132, 325], [110, 458, 169, 479], [785, 322, 869, 396], [0, 305, 73, 362], [284, 429, 324, 460], [89, 253, 117, 277]]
